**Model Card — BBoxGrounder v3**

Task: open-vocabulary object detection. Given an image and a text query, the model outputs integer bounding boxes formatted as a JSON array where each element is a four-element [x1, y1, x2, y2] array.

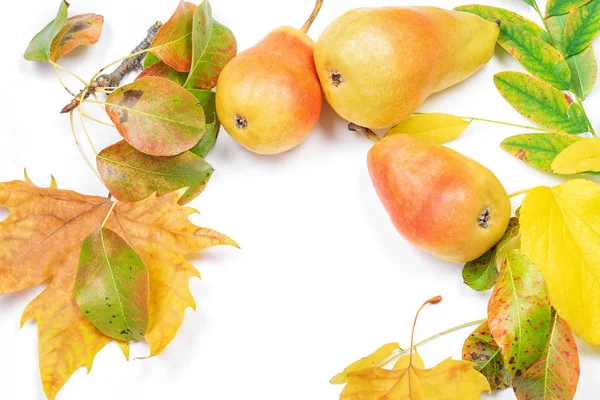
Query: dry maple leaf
[[0, 180, 236, 399]]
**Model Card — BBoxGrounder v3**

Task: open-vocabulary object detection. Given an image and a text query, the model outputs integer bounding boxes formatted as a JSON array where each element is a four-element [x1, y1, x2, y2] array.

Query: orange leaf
[[50, 14, 104, 62]]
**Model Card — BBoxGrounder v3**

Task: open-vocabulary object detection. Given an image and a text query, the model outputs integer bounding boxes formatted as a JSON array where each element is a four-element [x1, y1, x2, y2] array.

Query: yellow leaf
[[385, 114, 471, 144], [0, 180, 235, 398], [551, 138, 600, 174], [520, 179, 600, 345], [392, 351, 424, 370], [341, 358, 490, 399], [330, 342, 400, 384]]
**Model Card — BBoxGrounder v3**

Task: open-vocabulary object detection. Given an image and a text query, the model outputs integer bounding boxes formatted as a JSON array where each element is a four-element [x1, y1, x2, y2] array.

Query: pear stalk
[[301, 0, 324, 33]]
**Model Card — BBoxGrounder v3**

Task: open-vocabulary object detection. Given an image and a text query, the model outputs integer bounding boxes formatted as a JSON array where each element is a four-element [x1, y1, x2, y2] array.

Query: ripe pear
[[368, 134, 510, 263], [216, 2, 324, 154], [314, 7, 500, 129]]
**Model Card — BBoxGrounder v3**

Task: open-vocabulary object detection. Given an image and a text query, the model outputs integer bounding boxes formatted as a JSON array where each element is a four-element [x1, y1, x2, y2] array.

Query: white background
[[1, 0, 598, 399]]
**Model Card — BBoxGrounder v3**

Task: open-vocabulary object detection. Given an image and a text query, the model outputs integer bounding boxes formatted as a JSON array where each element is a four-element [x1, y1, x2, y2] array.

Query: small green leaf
[[24, 0, 69, 61], [184, 0, 237, 90], [564, 0, 600, 56], [494, 72, 588, 134], [488, 250, 552, 379], [97, 140, 214, 205], [136, 61, 188, 86], [75, 228, 149, 341], [497, 22, 571, 89], [522, 0, 536, 7], [105, 76, 206, 156], [150, 1, 195, 72], [501, 133, 582, 172], [463, 320, 512, 391], [143, 52, 160, 68], [454, 5, 551, 44], [188, 89, 220, 158], [547, 0, 592, 17]]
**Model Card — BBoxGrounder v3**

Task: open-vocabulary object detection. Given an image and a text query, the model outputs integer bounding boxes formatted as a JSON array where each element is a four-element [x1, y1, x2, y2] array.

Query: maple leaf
[[0, 180, 236, 399]]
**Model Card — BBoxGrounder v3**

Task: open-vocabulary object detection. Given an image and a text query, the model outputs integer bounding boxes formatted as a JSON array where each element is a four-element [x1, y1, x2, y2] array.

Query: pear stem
[[348, 123, 381, 143], [301, 0, 324, 34]]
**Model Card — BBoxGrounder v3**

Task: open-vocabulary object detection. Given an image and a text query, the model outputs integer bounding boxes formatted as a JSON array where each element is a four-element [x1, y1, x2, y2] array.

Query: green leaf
[[105, 76, 206, 157], [564, 0, 600, 56], [494, 218, 521, 266], [462, 320, 512, 391], [513, 313, 580, 399], [143, 52, 160, 69], [547, 0, 592, 17], [136, 61, 188, 86], [184, 0, 237, 90], [97, 140, 213, 205], [24, 0, 69, 61], [501, 133, 582, 172], [488, 250, 552, 378], [188, 89, 220, 158], [150, 1, 195, 72], [75, 228, 149, 341], [547, 14, 598, 99], [497, 22, 571, 89], [494, 72, 588, 134], [50, 13, 104, 62], [522, 0, 536, 7], [454, 5, 550, 44]]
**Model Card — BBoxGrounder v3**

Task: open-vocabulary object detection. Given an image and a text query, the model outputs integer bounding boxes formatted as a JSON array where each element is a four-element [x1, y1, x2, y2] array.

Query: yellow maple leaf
[[520, 179, 600, 345], [385, 113, 471, 144], [331, 342, 401, 384], [551, 138, 600, 174], [0, 180, 236, 399]]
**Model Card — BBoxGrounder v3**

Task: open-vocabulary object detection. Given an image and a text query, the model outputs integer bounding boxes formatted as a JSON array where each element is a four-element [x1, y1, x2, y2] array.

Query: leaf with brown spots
[[0, 180, 235, 399], [488, 250, 552, 379], [105, 76, 206, 156], [50, 13, 104, 62], [150, 1, 196, 72], [462, 320, 512, 391], [501, 133, 582, 173]]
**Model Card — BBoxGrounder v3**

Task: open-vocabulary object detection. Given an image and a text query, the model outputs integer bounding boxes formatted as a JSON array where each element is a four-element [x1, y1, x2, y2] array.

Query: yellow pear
[[314, 7, 499, 129]]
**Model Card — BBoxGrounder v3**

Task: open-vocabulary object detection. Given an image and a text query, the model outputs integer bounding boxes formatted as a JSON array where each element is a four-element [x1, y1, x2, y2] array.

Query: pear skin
[[216, 27, 322, 154], [314, 7, 499, 129], [368, 134, 510, 263]]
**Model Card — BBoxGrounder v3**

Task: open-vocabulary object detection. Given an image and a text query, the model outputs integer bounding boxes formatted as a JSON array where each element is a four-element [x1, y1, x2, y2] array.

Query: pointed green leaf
[[136, 61, 188, 86], [547, 0, 592, 17], [502, 133, 582, 172], [488, 250, 552, 378], [24, 0, 69, 61], [75, 228, 149, 341], [463, 320, 512, 391], [494, 72, 588, 134], [150, 1, 195, 72], [97, 140, 213, 205], [184, 0, 237, 90], [105, 76, 206, 156], [514, 313, 580, 400], [454, 5, 550, 43], [143, 52, 160, 68], [522, 0, 536, 7], [497, 22, 571, 89], [188, 89, 220, 158], [50, 13, 104, 62], [564, 0, 600, 56]]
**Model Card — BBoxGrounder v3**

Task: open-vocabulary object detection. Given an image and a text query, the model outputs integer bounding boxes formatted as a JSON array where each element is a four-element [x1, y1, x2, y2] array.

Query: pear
[[368, 134, 510, 263], [314, 7, 500, 129], [216, 1, 324, 154]]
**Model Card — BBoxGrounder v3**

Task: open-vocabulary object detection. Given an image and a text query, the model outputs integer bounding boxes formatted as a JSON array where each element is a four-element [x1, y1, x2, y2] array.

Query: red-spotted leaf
[[50, 13, 104, 62], [188, 89, 220, 158], [24, 0, 69, 62], [136, 61, 188, 86], [488, 250, 552, 379], [547, 0, 592, 16], [105, 76, 206, 156], [514, 313, 580, 399], [75, 228, 149, 341], [151, 1, 195, 72], [463, 320, 512, 391], [97, 140, 213, 205], [184, 0, 237, 90], [501, 133, 582, 172]]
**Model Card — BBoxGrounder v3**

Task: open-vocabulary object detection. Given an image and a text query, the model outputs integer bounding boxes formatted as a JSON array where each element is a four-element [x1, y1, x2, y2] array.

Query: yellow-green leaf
[[520, 179, 600, 345], [551, 138, 600, 174], [24, 0, 69, 62], [564, 0, 600, 56], [547, 0, 592, 17], [501, 133, 582, 172], [330, 342, 400, 384], [385, 114, 470, 144]]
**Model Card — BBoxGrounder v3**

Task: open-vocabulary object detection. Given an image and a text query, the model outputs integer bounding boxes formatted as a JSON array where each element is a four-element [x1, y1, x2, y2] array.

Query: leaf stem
[[50, 62, 88, 86], [508, 188, 535, 198], [69, 111, 102, 183], [409, 296, 442, 367], [100, 201, 117, 229], [413, 112, 551, 132], [532, 1, 555, 47], [82, 112, 114, 127], [574, 94, 597, 137], [52, 64, 75, 96], [77, 107, 98, 155], [301, 0, 324, 33], [348, 123, 381, 143]]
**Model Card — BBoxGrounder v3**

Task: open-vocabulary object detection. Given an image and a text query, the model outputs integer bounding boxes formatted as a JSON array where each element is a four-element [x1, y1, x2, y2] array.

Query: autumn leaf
[[385, 113, 470, 144], [330, 342, 401, 384], [501, 133, 582, 172], [513, 313, 580, 400], [463, 320, 512, 391], [520, 179, 600, 345], [547, 0, 592, 16], [105, 76, 206, 156], [488, 250, 552, 378], [0, 180, 235, 399], [392, 351, 425, 370], [143, 51, 161, 68], [551, 138, 600, 174], [150, 1, 196, 72], [24, 0, 69, 62], [184, 0, 237, 90], [189, 89, 220, 158], [136, 61, 188, 86], [97, 140, 214, 205], [564, 0, 600, 56], [50, 13, 104, 62]]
